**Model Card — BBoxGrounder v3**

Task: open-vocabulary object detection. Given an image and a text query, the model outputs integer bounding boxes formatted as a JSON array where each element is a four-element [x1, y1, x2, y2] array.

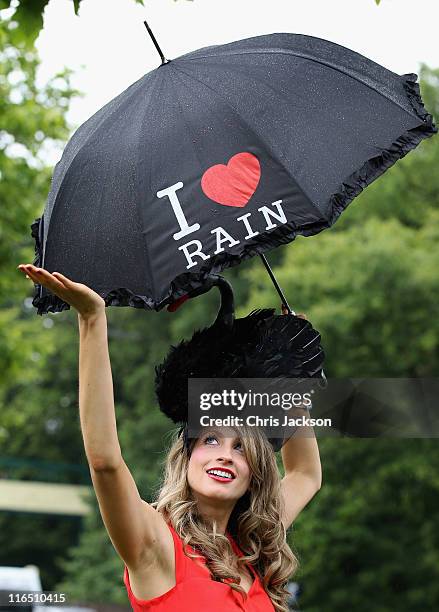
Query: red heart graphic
[[201, 152, 261, 207]]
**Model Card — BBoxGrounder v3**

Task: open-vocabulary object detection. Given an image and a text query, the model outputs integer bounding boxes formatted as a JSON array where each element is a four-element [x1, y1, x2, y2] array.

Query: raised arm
[[17, 264, 171, 571], [77, 308, 169, 570], [78, 310, 121, 468], [278, 306, 322, 529], [280, 409, 322, 529]]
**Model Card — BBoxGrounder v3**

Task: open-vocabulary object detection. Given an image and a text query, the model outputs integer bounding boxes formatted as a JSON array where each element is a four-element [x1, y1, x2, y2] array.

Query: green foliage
[[292, 439, 439, 611], [0, 9, 81, 590], [0, 11, 77, 397], [7, 1, 50, 45]]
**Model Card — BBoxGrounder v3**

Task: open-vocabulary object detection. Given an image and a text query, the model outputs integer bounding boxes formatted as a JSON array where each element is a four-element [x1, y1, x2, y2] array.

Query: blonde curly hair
[[152, 426, 298, 612]]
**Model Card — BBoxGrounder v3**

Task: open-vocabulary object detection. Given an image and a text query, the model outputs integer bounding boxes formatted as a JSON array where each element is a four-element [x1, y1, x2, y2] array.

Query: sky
[[35, 0, 439, 141]]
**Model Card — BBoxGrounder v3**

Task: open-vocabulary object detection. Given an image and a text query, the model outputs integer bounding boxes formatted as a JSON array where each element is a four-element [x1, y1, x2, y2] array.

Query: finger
[[24, 267, 67, 292], [18, 264, 33, 273], [297, 313, 307, 320], [18, 265, 38, 281], [17, 265, 31, 279], [19, 264, 41, 278], [52, 271, 75, 286]]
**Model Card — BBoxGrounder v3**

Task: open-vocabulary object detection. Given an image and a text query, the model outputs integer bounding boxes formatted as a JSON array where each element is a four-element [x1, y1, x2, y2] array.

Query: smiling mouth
[[206, 469, 235, 482]]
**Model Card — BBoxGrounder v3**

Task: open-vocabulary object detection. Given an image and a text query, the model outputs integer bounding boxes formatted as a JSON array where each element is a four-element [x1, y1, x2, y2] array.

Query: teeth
[[207, 469, 233, 479]]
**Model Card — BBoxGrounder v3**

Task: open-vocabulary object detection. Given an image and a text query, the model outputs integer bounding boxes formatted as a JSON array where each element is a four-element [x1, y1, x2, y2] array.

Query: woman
[[18, 263, 322, 612]]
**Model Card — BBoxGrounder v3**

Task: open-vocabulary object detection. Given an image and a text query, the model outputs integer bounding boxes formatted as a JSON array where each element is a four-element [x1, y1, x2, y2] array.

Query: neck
[[194, 495, 235, 534]]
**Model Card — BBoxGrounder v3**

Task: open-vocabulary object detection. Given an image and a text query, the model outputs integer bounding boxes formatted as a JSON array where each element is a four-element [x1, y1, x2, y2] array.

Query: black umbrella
[[29, 30, 436, 315]]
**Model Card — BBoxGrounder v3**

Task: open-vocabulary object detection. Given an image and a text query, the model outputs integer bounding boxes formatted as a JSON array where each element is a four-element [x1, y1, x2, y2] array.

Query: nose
[[216, 444, 234, 463], [217, 455, 233, 464]]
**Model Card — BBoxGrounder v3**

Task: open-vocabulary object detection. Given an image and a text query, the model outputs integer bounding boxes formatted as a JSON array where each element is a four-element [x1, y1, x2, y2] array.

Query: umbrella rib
[[179, 49, 420, 121], [172, 63, 329, 224], [167, 65, 206, 173], [139, 69, 166, 301], [52, 73, 151, 197]]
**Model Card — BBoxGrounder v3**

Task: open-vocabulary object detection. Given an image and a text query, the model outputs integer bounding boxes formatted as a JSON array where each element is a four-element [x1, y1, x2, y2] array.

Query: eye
[[202, 435, 243, 452]]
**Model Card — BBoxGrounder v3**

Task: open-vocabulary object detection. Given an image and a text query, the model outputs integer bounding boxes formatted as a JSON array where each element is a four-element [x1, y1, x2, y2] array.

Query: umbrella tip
[[143, 19, 170, 66]]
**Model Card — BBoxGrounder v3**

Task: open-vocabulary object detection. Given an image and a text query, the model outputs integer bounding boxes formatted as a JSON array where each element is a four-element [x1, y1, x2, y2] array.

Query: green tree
[[0, 6, 85, 589], [292, 439, 439, 612], [0, 5, 76, 391]]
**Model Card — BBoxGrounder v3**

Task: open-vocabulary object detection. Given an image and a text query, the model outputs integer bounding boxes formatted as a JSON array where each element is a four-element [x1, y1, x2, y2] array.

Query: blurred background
[[0, 1, 438, 610]]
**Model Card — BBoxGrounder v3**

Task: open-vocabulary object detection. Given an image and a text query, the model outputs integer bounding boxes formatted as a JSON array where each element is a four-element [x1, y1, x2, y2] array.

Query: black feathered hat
[[154, 275, 325, 452]]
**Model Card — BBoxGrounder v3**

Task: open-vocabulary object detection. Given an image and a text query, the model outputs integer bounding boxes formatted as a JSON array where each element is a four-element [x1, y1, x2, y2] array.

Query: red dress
[[123, 522, 275, 611]]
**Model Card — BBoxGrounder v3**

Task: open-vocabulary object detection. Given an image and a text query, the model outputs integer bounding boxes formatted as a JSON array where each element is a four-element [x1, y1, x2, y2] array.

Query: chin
[[207, 484, 245, 500], [193, 483, 242, 502]]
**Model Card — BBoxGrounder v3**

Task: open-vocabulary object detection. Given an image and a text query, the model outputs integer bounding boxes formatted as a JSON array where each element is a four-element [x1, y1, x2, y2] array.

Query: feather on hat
[[154, 275, 325, 451]]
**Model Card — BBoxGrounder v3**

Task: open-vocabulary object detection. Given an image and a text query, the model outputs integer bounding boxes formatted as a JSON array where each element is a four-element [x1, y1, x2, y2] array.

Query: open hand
[[17, 264, 106, 320]]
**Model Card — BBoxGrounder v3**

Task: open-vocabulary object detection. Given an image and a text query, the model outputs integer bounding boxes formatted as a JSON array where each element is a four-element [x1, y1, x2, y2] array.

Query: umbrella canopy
[[30, 32, 437, 315]]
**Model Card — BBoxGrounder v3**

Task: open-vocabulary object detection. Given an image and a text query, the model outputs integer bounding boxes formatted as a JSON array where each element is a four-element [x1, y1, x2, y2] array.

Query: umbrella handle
[[259, 253, 328, 388], [259, 253, 295, 315]]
